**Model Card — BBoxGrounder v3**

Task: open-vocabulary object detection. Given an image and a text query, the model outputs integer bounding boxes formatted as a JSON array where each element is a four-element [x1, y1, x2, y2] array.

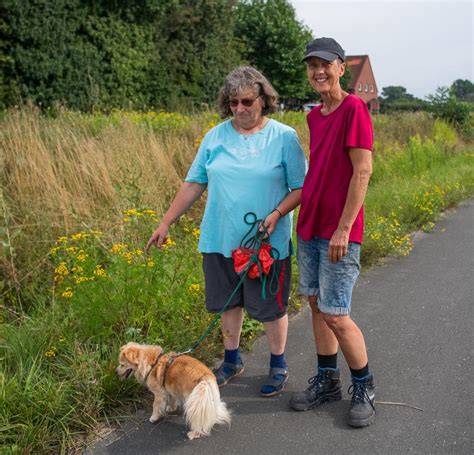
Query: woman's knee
[[322, 313, 350, 332]]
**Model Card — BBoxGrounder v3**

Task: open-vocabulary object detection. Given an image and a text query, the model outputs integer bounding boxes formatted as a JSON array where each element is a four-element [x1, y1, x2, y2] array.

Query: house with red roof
[[345, 55, 379, 112]]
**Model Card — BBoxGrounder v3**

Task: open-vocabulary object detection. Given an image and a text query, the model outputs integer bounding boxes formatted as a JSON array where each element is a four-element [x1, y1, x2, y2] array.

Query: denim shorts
[[297, 236, 361, 315]]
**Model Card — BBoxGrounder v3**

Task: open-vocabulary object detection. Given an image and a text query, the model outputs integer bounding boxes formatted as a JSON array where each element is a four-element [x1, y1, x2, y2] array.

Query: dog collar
[[143, 353, 176, 383], [144, 352, 164, 383]]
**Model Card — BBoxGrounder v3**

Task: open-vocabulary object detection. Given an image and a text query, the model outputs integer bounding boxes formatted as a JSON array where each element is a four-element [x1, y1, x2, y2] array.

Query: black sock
[[350, 363, 370, 379], [317, 353, 338, 370]]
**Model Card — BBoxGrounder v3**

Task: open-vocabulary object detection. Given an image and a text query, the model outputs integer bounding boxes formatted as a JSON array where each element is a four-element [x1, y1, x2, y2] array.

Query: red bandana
[[232, 243, 274, 279]]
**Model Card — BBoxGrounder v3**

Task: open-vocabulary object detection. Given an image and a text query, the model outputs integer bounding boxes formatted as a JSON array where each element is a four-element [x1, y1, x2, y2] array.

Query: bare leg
[[309, 296, 339, 355], [220, 306, 244, 350], [322, 314, 368, 369], [263, 314, 288, 355]]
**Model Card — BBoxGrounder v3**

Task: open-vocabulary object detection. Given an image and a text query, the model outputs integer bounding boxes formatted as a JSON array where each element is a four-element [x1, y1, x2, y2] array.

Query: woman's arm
[[146, 182, 207, 251], [262, 188, 302, 235], [328, 147, 372, 262]]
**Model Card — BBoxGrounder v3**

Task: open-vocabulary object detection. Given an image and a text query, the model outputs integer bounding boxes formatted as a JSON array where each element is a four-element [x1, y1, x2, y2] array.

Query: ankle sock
[[350, 363, 370, 379], [260, 352, 287, 395], [270, 352, 287, 369], [317, 353, 338, 370], [224, 348, 241, 370]]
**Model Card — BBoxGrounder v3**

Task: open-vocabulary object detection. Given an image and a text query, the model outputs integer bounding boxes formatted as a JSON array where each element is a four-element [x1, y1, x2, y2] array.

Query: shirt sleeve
[[184, 133, 210, 184], [282, 129, 308, 190], [345, 99, 374, 151]]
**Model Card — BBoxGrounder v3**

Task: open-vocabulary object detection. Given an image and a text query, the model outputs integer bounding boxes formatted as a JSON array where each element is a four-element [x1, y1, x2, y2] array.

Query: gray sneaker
[[289, 367, 342, 411], [348, 375, 376, 427]]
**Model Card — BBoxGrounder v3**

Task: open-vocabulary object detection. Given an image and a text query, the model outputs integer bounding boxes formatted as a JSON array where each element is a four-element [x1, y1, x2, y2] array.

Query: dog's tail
[[184, 377, 231, 437]]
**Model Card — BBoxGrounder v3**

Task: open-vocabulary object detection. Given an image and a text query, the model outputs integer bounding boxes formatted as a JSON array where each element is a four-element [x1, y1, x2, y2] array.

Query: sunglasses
[[229, 95, 261, 108]]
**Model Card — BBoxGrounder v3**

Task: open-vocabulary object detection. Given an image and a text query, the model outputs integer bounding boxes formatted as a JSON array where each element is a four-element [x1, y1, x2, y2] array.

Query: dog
[[116, 342, 231, 440]]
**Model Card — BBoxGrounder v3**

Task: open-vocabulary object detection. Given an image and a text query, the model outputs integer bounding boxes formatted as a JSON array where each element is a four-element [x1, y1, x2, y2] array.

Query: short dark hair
[[217, 66, 279, 118]]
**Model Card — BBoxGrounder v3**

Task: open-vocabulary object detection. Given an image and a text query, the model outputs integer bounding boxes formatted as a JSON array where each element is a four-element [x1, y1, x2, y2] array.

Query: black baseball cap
[[302, 37, 345, 63]]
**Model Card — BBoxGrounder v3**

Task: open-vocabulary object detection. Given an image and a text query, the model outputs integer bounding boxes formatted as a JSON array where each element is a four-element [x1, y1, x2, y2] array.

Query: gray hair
[[217, 66, 279, 118]]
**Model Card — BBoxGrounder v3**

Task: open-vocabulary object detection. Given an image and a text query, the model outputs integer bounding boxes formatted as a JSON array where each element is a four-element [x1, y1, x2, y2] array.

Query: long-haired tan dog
[[116, 342, 231, 440]]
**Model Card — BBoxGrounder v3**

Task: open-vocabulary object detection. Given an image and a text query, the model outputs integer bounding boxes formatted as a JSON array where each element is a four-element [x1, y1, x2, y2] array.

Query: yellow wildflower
[[147, 260, 155, 268], [163, 237, 176, 248], [111, 244, 128, 253], [49, 246, 60, 255], [61, 287, 73, 298], [122, 252, 133, 264], [75, 276, 86, 283], [57, 236, 68, 243], [93, 265, 107, 277], [71, 266, 84, 274], [76, 253, 88, 262], [54, 262, 69, 276], [192, 228, 200, 238]]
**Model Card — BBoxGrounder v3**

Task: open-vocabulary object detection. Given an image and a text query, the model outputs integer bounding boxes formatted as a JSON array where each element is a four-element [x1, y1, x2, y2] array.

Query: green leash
[[178, 212, 280, 356]]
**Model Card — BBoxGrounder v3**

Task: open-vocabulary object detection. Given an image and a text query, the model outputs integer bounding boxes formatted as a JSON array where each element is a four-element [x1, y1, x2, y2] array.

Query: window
[[365, 83, 369, 92], [370, 85, 374, 93], [358, 83, 362, 92]]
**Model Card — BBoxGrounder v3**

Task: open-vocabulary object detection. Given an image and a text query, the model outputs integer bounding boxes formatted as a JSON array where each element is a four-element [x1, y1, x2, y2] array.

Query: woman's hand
[[146, 222, 170, 252], [260, 209, 282, 238], [328, 227, 349, 263]]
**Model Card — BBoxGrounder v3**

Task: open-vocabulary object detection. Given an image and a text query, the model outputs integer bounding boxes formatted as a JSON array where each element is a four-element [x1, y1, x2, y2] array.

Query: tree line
[[380, 80, 473, 127], [0, 0, 321, 112]]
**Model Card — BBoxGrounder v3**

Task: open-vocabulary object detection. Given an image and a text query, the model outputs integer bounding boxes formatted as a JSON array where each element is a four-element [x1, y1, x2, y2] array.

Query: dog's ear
[[120, 344, 140, 365]]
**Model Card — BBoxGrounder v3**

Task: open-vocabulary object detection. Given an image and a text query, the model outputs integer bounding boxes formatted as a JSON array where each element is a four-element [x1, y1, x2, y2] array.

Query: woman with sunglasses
[[146, 66, 307, 397]]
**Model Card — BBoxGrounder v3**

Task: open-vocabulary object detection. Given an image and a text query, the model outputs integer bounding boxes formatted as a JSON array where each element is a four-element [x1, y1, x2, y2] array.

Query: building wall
[[353, 59, 378, 103]]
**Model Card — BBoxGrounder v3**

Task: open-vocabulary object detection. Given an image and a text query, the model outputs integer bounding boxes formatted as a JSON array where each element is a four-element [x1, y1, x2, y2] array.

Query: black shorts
[[202, 253, 291, 323]]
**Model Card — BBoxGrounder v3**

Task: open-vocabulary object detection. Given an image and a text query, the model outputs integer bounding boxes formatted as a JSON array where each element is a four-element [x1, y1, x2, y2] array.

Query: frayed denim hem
[[298, 286, 318, 297], [317, 301, 351, 316]]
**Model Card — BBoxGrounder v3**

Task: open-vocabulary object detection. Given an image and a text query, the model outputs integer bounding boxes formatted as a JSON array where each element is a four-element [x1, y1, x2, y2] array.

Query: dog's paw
[[166, 404, 178, 413], [187, 430, 202, 440], [149, 415, 161, 423]]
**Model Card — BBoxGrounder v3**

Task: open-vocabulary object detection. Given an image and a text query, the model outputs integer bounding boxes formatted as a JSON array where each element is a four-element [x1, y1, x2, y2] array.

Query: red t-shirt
[[297, 95, 373, 244]]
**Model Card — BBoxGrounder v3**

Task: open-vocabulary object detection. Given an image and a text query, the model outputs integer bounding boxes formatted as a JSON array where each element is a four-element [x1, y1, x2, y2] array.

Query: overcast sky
[[290, 0, 473, 99]]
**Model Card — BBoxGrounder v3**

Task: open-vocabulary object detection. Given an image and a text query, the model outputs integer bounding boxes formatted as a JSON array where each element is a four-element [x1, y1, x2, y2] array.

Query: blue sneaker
[[213, 361, 244, 387]]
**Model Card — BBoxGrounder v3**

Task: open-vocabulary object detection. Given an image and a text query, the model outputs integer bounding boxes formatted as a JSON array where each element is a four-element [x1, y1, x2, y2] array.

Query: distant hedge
[[0, 0, 242, 111]]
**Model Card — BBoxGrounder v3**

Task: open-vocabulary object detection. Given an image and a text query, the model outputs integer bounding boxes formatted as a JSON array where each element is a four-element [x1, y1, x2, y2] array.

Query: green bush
[[427, 87, 471, 127]]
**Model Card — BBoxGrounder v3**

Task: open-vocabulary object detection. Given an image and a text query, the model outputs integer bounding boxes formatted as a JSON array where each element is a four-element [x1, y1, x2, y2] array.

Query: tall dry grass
[[1, 108, 215, 300], [0, 107, 466, 308]]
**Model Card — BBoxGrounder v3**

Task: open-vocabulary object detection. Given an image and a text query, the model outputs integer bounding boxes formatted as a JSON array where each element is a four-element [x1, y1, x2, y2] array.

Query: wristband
[[273, 208, 283, 217]]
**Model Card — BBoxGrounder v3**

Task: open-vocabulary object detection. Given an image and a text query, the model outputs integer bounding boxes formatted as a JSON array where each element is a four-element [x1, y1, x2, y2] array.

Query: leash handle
[[179, 211, 281, 355]]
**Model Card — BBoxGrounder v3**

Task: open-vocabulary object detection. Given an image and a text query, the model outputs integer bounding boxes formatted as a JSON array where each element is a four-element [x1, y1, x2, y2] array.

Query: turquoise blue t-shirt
[[185, 118, 307, 259]]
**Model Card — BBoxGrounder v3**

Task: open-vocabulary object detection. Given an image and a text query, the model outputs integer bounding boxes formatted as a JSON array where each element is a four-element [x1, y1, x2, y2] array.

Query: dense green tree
[[379, 85, 426, 113], [0, 0, 241, 111], [148, 0, 242, 110], [450, 79, 474, 103], [235, 0, 313, 100], [427, 86, 470, 127], [381, 86, 415, 102]]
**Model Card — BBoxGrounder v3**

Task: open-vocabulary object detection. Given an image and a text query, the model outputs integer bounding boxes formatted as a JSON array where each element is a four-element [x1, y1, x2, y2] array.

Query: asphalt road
[[89, 199, 473, 455]]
